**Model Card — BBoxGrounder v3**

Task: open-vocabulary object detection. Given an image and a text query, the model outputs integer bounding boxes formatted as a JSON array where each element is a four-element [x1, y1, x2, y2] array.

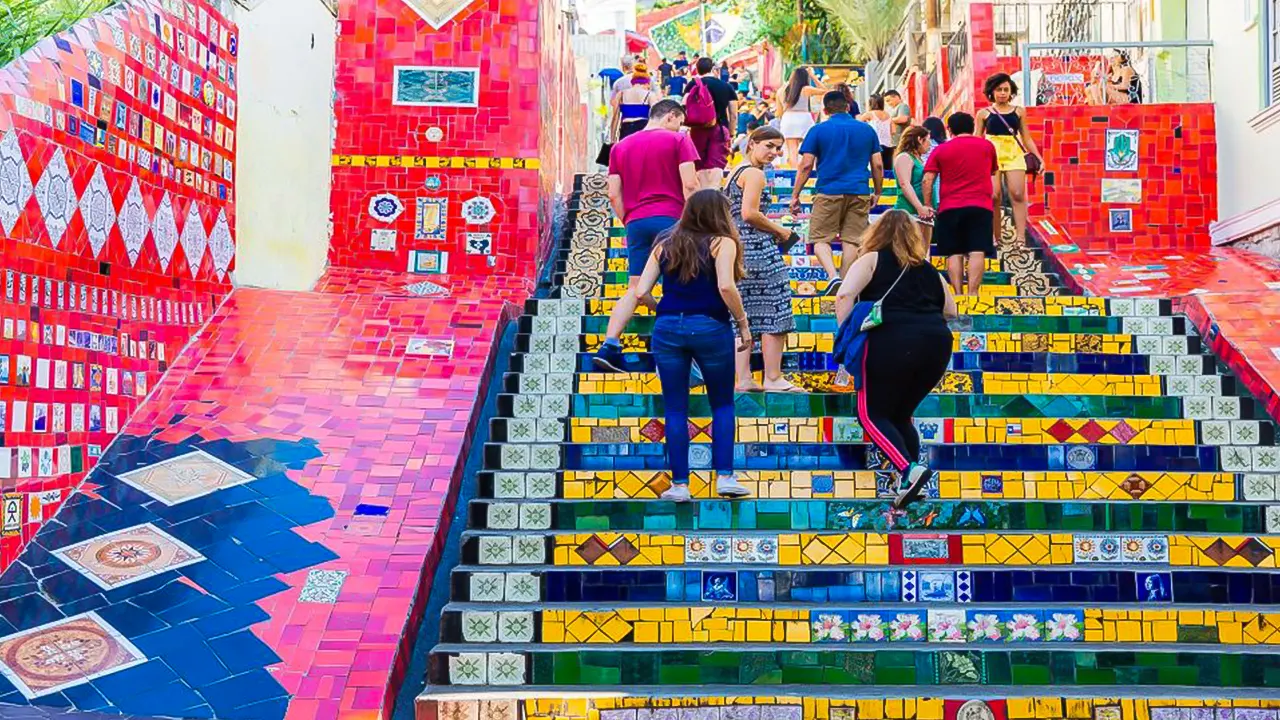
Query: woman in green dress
[[892, 125, 935, 244]]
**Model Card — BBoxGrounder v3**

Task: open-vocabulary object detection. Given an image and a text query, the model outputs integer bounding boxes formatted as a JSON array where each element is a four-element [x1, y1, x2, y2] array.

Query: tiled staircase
[[416, 173, 1280, 720]]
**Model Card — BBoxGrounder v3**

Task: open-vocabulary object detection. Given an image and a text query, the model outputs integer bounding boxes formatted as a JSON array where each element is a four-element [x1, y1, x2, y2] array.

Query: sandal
[[763, 381, 809, 394]]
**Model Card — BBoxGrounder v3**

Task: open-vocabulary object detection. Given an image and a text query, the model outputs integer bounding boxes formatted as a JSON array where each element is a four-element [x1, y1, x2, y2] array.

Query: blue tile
[[201, 669, 287, 716], [207, 630, 282, 674], [93, 659, 180, 703]]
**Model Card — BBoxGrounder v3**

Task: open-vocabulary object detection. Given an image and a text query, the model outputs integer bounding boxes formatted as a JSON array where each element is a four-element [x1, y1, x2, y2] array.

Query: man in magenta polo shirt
[[595, 99, 701, 372], [922, 112, 999, 295]]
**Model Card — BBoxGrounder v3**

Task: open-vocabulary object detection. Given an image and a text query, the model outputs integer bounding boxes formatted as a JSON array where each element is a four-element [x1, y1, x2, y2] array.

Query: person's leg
[[785, 138, 801, 168], [992, 174, 1005, 243], [652, 317, 694, 501], [596, 217, 675, 371], [891, 329, 956, 509], [839, 196, 872, 277], [967, 251, 985, 296], [807, 195, 841, 287], [857, 337, 915, 475], [735, 336, 760, 391], [1004, 169, 1028, 244], [947, 255, 964, 295], [688, 316, 748, 497]]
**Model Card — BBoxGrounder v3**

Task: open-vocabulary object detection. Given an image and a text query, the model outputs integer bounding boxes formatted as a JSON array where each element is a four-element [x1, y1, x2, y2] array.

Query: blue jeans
[[625, 216, 679, 276], [652, 313, 736, 485]]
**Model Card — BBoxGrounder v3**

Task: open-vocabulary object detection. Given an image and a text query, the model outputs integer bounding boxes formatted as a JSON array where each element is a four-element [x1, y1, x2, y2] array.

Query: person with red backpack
[[683, 57, 739, 189]]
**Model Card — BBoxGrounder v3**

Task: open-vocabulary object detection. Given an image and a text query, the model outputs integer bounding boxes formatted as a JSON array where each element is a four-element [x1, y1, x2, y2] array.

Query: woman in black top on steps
[[835, 210, 959, 509]]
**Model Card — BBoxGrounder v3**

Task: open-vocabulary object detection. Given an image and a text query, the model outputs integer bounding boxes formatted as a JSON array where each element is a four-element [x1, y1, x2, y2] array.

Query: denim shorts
[[625, 216, 679, 276]]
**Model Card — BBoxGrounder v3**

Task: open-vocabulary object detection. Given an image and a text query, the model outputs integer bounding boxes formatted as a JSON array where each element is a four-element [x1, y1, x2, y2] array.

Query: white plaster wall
[[233, 0, 336, 290], [1209, 0, 1280, 234]]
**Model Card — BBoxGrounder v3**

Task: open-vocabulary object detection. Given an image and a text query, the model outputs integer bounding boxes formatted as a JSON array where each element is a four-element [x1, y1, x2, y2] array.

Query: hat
[[632, 63, 651, 83]]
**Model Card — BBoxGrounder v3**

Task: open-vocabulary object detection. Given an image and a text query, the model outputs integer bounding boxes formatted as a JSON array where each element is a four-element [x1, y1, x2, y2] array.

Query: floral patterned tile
[[0, 612, 146, 698]]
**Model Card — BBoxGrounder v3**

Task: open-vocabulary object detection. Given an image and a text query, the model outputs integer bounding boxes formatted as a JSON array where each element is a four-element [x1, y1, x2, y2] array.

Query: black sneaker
[[592, 343, 627, 373], [893, 464, 934, 510], [821, 277, 842, 297]]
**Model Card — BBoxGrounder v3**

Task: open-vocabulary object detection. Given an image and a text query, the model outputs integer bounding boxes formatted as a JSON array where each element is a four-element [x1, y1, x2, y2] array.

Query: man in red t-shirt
[[923, 112, 999, 295]]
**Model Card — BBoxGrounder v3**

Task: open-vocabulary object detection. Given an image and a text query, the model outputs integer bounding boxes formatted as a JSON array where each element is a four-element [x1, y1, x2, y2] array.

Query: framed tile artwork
[[392, 66, 480, 107]]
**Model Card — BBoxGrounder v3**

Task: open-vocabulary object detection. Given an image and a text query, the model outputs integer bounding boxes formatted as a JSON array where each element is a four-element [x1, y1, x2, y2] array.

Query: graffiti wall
[[0, 0, 239, 571], [639, 0, 764, 61]]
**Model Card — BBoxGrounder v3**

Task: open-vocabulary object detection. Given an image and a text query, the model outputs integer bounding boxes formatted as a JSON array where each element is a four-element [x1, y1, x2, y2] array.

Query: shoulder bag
[[992, 108, 1042, 177]]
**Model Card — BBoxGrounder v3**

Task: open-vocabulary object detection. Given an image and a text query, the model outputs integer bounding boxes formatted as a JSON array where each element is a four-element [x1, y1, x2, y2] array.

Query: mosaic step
[[486, 442, 1280, 474], [505, 392, 1248, 421], [523, 351, 1224, 376], [417, 175, 1280, 713], [450, 566, 1280, 605], [477, 469, 1250, 502], [462, 498, 1277, 533], [492, 417, 1273, 447], [426, 645, 1280, 689], [438, 605, 1280, 647]]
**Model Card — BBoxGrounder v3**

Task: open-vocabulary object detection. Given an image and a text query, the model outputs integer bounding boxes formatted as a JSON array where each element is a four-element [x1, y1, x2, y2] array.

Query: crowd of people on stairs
[[595, 55, 1046, 510]]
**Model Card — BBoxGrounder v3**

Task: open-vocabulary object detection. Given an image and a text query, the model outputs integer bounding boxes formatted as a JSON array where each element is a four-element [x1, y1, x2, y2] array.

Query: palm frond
[[813, 0, 909, 63], [0, 0, 118, 67]]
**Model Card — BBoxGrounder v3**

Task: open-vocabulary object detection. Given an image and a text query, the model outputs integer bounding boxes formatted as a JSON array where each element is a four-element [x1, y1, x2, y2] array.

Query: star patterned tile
[[51, 523, 204, 590]]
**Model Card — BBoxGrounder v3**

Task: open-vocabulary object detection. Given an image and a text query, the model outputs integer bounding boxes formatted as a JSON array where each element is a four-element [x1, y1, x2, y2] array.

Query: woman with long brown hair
[[834, 210, 958, 509], [778, 66, 827, 167], [634, 190, 753, 503]]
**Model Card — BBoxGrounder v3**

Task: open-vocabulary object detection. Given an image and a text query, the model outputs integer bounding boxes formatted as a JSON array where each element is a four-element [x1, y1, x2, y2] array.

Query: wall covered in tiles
[[0, 0, 239, 571], [538, 0, 589, 274], [330, 0, 585, 285], [1027, 103, 1217, 251]]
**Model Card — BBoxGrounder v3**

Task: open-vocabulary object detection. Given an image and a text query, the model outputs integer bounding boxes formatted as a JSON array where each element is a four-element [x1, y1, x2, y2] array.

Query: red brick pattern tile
[[0, 0, 238, 571]]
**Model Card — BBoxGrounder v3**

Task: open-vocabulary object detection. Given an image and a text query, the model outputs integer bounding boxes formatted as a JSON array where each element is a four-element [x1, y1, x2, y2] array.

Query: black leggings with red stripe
[[857, 322, 953, 473]]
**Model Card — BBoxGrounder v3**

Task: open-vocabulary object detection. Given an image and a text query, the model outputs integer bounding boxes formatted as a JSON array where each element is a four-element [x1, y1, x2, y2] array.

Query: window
[[1270, 0, 1280, 106]]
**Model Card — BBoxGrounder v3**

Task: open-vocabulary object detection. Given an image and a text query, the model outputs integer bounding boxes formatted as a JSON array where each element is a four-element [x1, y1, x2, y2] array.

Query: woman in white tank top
[[778, 66, 827, 167], [858, 93, 895, 170]]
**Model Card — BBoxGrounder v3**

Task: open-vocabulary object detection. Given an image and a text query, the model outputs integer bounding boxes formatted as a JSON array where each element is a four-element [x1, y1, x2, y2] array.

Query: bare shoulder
[[711, 236, 737, 256]]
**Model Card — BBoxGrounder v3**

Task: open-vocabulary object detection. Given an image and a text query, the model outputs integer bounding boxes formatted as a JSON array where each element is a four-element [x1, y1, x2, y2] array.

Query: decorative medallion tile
[[53, 523, 204, 590], [79, 164, 116, 257], [0, 612, 146, 698], [115, 449, 256, 505], [298, 569, 348, 604], [0, 130, 33, 237]]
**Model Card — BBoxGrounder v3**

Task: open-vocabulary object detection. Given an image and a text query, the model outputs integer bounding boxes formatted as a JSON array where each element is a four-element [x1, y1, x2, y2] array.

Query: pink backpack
[[683, 77, 717, 128]]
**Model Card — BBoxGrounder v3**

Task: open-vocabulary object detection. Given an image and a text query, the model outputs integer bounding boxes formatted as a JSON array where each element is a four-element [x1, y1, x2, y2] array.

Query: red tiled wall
[[1027, 103, 1218, 251], [0, 0, 238, 571], [330, 0, 583, 285]]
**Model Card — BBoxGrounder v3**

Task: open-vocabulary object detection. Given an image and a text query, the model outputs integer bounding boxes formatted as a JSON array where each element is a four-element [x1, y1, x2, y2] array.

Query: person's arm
[[610, 93, 622, 140], [789, 152, 816, 213], [975, 108, 988, 138], [922, 171, 938, 211], [712, 238, 752, 351], [740, 168, 792, 238], [939, 274, 959, 319], [726, 99, 739, 146], [894, 154, 927, 215], [607, 174, 624, 220], [891, 105, 910, 127], [834, 253, 878, 325], [869, 151, 884, 202], [679, 161, 699, 199], [634, 245, 664, 299]]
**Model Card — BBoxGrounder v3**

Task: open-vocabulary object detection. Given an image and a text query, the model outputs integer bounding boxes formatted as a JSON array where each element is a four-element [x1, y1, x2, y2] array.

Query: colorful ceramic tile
[[0, 612, 146, 698], [52, 523, 203, 590], [392, 66, 479, 105], [1104, 129, 1139, 171], [416, 197, 448, 241], [114, 449, 255, 505]]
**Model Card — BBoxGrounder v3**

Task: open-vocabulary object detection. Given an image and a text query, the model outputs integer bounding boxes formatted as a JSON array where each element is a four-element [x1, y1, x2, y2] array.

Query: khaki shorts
[[808, 194, 873, 246]]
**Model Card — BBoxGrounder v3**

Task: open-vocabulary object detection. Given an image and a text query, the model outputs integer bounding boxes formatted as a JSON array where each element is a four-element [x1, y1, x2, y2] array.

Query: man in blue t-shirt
[[788, 91, 883, 294]]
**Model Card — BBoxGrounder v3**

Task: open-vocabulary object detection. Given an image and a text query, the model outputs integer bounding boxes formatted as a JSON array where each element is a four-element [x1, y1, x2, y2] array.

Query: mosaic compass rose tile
[[0, 613, 146, 699], [51, 523, 205, 590]]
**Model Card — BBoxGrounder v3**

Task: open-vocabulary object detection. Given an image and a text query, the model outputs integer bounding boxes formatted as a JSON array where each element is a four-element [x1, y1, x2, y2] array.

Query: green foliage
[[815, 0, 909, 62], [0, 0, 116, 67], [757, 0, 852, 66]]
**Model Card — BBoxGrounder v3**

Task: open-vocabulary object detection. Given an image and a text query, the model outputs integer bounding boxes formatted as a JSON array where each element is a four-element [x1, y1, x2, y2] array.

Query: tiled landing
[[415, 175, 1280, 720], [0, 268, 532, 718]]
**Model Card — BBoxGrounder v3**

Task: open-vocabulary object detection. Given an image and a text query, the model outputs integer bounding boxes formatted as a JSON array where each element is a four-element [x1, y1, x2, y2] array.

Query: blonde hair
[[858, 209, 927, 268]]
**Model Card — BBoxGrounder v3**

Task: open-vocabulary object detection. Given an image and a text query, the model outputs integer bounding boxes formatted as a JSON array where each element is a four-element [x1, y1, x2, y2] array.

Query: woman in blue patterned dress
[[724, 126, 805, 393]]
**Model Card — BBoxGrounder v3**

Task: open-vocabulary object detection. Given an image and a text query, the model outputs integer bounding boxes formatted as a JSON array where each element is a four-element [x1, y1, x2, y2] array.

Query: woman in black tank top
[[834, 210, 959, 509]]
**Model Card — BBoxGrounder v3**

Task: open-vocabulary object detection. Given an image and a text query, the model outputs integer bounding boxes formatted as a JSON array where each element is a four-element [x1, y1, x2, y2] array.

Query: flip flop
[[764, 382, 809, 394]]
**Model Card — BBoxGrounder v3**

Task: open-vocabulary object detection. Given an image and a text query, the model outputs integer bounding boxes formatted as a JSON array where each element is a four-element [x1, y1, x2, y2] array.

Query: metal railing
[[995, 0, 1137, 51], [946, 21, 970, 89], [1017, 40, 1214, 107]]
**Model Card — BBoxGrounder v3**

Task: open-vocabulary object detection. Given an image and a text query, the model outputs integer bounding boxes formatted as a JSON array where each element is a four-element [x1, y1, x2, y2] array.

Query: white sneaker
[[715, 475, 751, 498], [661, 484, 692, 503]]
